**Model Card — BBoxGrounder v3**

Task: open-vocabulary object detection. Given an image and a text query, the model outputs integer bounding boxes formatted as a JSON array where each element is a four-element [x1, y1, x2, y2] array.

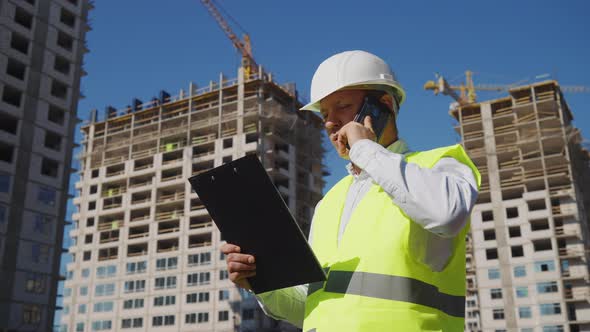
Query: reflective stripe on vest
[[308, 270, 465, 318]]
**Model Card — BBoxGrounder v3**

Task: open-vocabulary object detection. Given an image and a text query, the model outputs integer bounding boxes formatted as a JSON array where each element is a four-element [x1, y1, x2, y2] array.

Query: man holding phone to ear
[[222, 50, 480, 331]]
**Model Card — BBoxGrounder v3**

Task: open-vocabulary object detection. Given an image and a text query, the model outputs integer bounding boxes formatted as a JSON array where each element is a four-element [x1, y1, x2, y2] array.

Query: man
[[222, 50, 480, 331]]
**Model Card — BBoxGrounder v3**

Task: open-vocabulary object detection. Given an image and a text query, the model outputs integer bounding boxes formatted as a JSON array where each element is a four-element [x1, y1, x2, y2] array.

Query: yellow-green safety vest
[[303, 144, 480, 332]]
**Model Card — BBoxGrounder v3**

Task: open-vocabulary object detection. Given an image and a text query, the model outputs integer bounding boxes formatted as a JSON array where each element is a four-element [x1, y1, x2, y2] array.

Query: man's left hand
[[335, 116, 376, 158]]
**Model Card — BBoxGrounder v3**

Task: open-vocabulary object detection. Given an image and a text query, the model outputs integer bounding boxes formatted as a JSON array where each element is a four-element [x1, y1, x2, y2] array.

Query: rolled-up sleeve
[[350, 139, 478, 238]]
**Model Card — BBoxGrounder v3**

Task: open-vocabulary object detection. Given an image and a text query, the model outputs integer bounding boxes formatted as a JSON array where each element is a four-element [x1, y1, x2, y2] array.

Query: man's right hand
[[220, 243, 256, 291]]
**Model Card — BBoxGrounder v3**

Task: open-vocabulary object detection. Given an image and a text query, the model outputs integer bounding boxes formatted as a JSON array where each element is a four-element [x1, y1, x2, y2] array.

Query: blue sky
[[77, 0, 590, 188]]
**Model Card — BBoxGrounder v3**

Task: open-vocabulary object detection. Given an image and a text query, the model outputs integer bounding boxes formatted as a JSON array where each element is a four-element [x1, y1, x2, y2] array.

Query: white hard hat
[[300, 50, 406, 113]]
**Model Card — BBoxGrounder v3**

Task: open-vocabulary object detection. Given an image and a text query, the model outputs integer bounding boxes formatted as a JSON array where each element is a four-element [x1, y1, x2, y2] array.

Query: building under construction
[[451, 81, 590, 332], [59, 67, 325, 332]]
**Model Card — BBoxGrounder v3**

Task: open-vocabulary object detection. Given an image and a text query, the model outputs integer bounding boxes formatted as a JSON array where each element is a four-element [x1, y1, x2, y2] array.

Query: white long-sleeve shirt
[[255, 139, 479, 328]]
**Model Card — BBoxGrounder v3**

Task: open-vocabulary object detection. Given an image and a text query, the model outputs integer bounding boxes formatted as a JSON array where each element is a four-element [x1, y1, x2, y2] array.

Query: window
[[522, 329, 534, 332], [482, 210, 493, 222], [539, 303, 561, 316], [84, 234, 92, 244], [3, 85, 23, 107], [0, 112, 18, 134], [93, 301, 113, 312], [60, 7, 76, 27], [518, 306, 531, 319], [63, 288, 71, 297], [219, 310, 229, 321], [54, 55, 71, 75], [0, 205, 6, 224], [488, 268, 500, 280], [537, 281, 558, 294], [514, 265, 526, 277], [167, 257, 177, 269], [78, 304, 86, 314], [10, 32, 29, 55], [6, 58, 26, 80], [243, 308, 255, 320], [533, 239, 552, 251], [0, 143, 14, 163], [81, 268, 89, 278], [123, 298, 144, 310], [75, 323, 83, 332], [219, 269, 228, 280], [48, 105, 65, 125], [511, 246, 524, 257], [484, 228, 496, 240], [126, 261, 147, 274], [492, 308, 505, 320], [37, 186, 56, 206], [154, 295, 175, 306], [14, 6, 33, 29], [166, 276, 176, 288], [509, 226, 521, 237], [57, 31, 73, 51], [535, 260, 556, 272], [25, 273, 45, 293], [121, 318, 142, 329], [86, 217, 94, 227], [41, 158, 59, 177], [530, 218, 550, 231], [156, 258, 166, 270], [198, 312, 209, 323], [153, 315, 175, 326], [516, 286, 528, 298], [91, 320, 112, 331], [50, 80, 68, 99], [83, 251, 91, 261], [33, 214, 52, 235], [0, 174, 10, 193], [44, 131, 62, 151], [91, 169, 99, 178], [31, 243, 50, 263], [89, 185, 97, 194], [219, 289, 230, 301], [155, 277, 165, 289], [506, 207, 519, 218], [79, 286, 87, 296], [185, 313, 196, 324], [490, 288, 502, 299], [95, 283, 115, 297], [22, 304, 41, 324], [486, 248, 498, 260], [542, 326, 564, 332]]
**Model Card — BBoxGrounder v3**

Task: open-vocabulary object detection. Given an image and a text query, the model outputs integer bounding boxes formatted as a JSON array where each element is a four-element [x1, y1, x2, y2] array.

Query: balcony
[[99, 230, 119, 244], [188, 233, 212, 248], [128, 242, 148, 257], [131, 147, 157, 159], [156, 209, 184, 221], [159, 140, 186, 153], [559, 247, 586, 258], [97, 219, 123, 231], [564, 288, 590, 302], [157, 191, 185, 204], [555, 226, 580, 238], [158, 220, 180, 234], [128, 225, 150, 239], [98, 247, 118, 261], [130, 209, 151, 223], [101, 186, 126, 198], [157, 238, 179, 253]]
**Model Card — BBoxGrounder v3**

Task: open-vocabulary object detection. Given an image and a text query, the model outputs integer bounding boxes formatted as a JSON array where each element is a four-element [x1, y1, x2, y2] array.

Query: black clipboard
[[188, 154, 327, 294]]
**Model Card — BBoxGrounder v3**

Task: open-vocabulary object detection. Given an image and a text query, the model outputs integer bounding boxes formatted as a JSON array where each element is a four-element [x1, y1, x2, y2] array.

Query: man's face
[[319, 89, 366, 151]]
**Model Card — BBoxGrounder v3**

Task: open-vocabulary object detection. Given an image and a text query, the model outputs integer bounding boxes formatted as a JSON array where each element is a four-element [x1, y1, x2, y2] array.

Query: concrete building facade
[[0, 0, 91, 330], [451, 81, 590, 332], [59, 67, 325, 332]]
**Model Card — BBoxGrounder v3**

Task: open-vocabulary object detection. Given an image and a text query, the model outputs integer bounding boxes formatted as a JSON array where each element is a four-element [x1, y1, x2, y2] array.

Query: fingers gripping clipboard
[[188, 154, 327, 294]]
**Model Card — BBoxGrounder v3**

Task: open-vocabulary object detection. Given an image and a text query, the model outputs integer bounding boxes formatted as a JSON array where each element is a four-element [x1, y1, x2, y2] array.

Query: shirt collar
[[346, 138, 410, 178]]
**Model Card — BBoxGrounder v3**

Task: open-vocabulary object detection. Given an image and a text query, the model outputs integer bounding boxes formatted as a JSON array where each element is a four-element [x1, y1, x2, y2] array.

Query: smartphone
[[353, 95, 391, 142]]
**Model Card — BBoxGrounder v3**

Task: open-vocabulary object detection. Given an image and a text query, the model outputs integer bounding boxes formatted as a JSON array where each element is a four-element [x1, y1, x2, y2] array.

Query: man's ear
[[379, 93, 396, 115]]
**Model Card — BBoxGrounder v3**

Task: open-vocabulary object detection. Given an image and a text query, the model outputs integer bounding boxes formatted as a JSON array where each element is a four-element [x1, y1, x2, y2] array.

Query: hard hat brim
[[300, 79, 406, 113]]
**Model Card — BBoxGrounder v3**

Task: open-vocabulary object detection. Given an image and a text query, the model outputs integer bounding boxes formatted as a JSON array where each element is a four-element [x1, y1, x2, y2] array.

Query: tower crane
[[200, 0, 258, 78], [424, 71, 590, 106]]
